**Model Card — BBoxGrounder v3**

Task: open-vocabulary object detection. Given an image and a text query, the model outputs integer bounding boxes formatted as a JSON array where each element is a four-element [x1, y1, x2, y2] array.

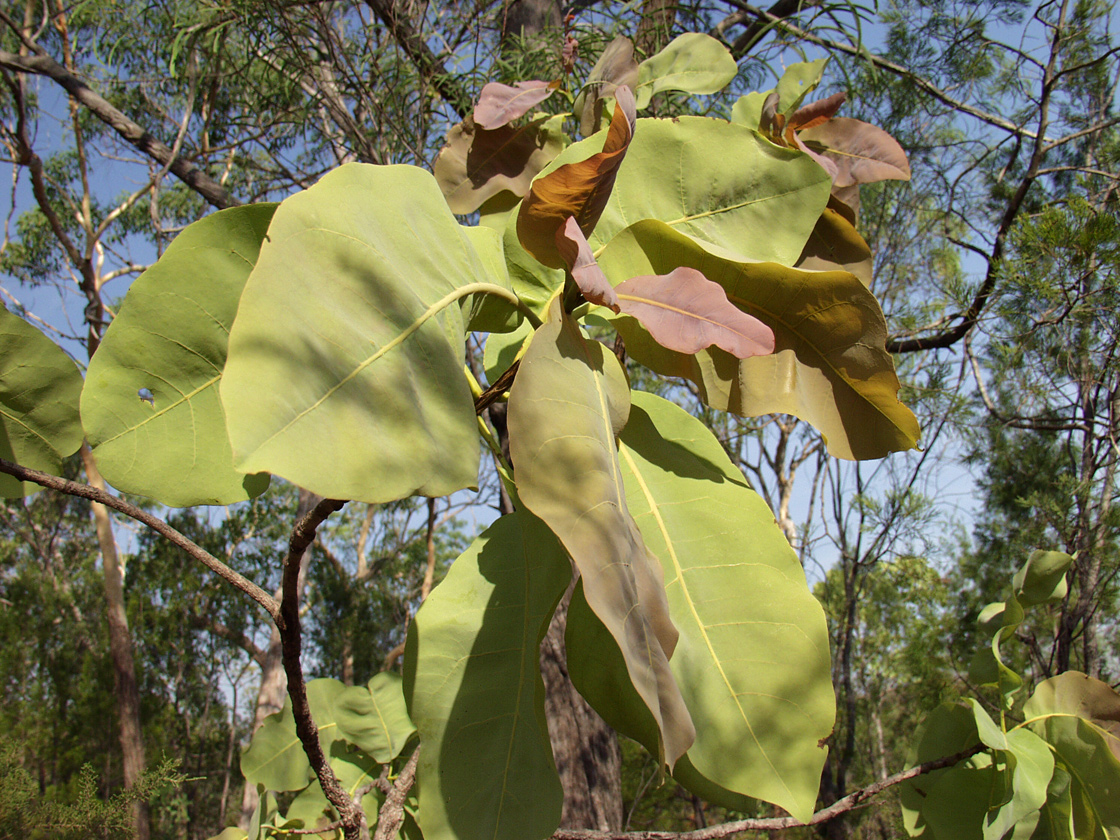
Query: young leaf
[[433, 114, 567, 214], [798, 117, 911, 187], [220, 164, 483, 503], [632, 32, 737, 110], [574, 36, 639, 136], [555, 215, 619, 311], [615, 268, 775, 358], [598, 220, 920, 460], [0, 303, 83, 497], [517, 86, 636, 269], [473, 80, 557, 130], [507, 297, 695, 768], [82, 204, 275, 507], [775, 58, 829, 116], [402, 511, 571, 840], [788, 91, 847, 131]]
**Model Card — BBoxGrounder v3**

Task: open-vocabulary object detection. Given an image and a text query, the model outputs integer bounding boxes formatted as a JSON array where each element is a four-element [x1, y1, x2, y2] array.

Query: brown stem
[[373, 747, 420, 840]]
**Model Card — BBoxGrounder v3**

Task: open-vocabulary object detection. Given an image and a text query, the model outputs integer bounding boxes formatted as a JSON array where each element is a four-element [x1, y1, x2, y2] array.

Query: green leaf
[[0, 303, 83, 497], [507, 298, 695, 767], [776, 59, 829, 115], [81, 204, 275, 506], [730, 90, 773, 129], [483, 317, 532, 383], [460, 224, 520, 334], [597, 220, 920, 460], [616, 392, 834, 821], [240, 679, 348, 792], [402, 511, 570, 840], [334, 672, 416, 764], [500, 203, 566, 321], [1012, 550, 1072, 608], [221, 164, 484, 503], [633, 33, 738, 109]]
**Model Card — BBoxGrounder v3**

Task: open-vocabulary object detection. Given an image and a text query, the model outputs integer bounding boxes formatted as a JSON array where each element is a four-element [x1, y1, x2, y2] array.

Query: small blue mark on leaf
[[138, 388, 155, 406]]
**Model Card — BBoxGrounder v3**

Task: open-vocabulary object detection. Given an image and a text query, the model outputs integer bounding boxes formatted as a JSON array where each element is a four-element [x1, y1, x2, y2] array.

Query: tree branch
[[0, 457, 280, 621], [373, 747, 420, 840]]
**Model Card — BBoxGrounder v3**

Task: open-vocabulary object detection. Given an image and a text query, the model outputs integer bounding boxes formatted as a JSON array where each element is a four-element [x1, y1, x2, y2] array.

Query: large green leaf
[[402, 511, 570, 840], [221, 164, 484, 502], [0, 304, 83, 497], [598, 220, 919, 460], [81, 205, 275, 506], [507, 298, 694, 767], [334, 672, 416, 764], [633, 33, 738, 109], [613, 392, 834, 820]]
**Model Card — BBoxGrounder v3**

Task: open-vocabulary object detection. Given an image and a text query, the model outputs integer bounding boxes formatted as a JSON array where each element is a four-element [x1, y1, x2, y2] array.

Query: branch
[[0, 457, 280, 621], [0, 30, 237, 210], [550, 744, 984, 839], [373, 747, 420, 840]]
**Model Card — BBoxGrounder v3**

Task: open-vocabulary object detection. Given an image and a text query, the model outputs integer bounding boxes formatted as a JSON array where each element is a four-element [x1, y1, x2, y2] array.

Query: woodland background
[[0, 0, 1117, 837]]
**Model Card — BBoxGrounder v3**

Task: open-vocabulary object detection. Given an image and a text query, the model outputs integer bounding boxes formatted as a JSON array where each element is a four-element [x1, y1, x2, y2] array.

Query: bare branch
[[373, 747, 420, 840]]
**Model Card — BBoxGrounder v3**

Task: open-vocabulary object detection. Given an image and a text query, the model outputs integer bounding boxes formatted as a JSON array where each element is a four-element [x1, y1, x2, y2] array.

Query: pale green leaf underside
[[221, 164, 482, 502], [335, 672, 415, 764], [618, 392, 834, 821], [0, 303, 83, 497], [634, 33, 738, 109], [403, 511, 570, 840], [82, 204, 275, 506]]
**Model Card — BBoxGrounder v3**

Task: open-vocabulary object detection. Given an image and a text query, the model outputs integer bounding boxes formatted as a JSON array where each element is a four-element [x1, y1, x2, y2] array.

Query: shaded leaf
[[221, 164, 482, 503], [799, 117, 911, 187], [598, 220, 920, 460], [1025, 673, 1120, 761], [460, 224, 519, 334], [433, 114, 567, 214], [334, 672, 416, 764], [615, 268, 775, 359], [633, 33, 737, 109], [0, 303, 83, 497], [483, 317, 532, 383], [788, 91, 847, 130], [1013, 550, 1072, 608], [82, 205, 275, 506], [500, 200, 566, 318], [555, 215, 619, 311], [402, 511, 570, 840], [796, 197, 873, 285], [518, 86, 636, 269], [473, 80, 557, 129], [507, 297, 694, 767], [575, 36, 639, 136]]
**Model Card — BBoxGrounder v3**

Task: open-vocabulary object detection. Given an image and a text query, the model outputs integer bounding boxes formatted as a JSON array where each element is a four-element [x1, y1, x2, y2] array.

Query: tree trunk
[[80, 444, 150, 840]]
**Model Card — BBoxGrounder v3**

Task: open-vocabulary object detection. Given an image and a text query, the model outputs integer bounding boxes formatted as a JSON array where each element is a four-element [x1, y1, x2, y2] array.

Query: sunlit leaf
[[633, 33, 737, 109], [789, 91, 846, 130], [798, 117, 911, 187], [473, 80, 557, 130], [433, 114, 566, 214], [507, 297, 695, 767], [0, 303, 83, 497], [555, 216, 619, 311], [500, 201, 566, 319], [82, 205, 275, 506], [598, 220, 920, 460], [221, 164, 482, 503], [775, 58, 828, 115], [402, 511, 570, 840], [517, 87, 636, 269]]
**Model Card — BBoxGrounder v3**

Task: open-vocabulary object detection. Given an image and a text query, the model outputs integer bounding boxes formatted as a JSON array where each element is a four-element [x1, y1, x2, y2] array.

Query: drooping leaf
[[81, 205, 275, 506], [796, 197, 873, 285], [433, 114, 567, 214], [221, 164, 483, 503], [615, 268, 775, 359], [517, 86, 636, 269], [555, 216, 619, 311], [507, 297, 695, 767], [473, 80, 557, 130], [574, 36, 639, 136], [587, 116, 832, 265], [798, 118, 911, 187], [618, 392, 834, 821], [775, 58, 829, 116], [1013, 550, 1073, 608], [598, 220, 920, 460], [239, 679, 348, 792], [632, 33, 737, 109], [334, 672, 416, 764], [402, 511, 571, 840], [0, 303, 83, 497]]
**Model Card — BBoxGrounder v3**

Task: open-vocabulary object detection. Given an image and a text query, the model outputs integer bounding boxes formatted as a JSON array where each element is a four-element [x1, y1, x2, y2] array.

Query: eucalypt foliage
[[902, 551, 1120, 840], [2, 36, 922, 840]]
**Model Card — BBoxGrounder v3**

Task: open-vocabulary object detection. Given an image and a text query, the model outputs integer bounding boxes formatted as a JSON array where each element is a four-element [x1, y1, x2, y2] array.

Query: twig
[[475, 360, 519, 414], [0, 457, 280, 621], [373, 748, 420, 840], [550, 744, 984, 839]]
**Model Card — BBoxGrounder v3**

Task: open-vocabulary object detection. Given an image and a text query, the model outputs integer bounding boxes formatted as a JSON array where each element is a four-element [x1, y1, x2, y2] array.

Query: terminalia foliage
[[1, 32, 1117, 840]]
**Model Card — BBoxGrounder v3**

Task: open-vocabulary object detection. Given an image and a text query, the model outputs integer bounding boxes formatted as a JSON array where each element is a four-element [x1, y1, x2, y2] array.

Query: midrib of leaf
[[616, 292, 756, 337], [618, 442, 794, 802], [0, 405, 60, 452], [95, 374, 220, 447]]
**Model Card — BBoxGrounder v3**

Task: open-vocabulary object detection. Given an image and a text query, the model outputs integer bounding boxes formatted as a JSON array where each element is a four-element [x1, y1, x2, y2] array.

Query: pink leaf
[[615, 268, 775, 359], [555, 216, 620, 312], [798, 117, 911, 187], [474, 80, 559, 130]]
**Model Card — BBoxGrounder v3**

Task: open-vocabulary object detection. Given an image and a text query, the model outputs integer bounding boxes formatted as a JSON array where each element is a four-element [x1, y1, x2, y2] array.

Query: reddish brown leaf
[[789, 91, 847, 131], [577, 36, 640, 136], [615, 268, 775, 359], [798, 117, 911, 187], [555, 216, 620, 312], [473, 80, 559, 130], [517, 86, 637, 269], [433, 116, 565, 214], [792, 132, 839, 181]]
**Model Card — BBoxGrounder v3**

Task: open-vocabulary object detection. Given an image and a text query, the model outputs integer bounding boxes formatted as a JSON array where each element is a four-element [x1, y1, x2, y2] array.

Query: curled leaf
[[796, 196, 873, 286], [555, 215, 619, 312], [788, 91, 847, 131], [798, 117, 911, 187], [473, 80, 559, 130], [517, 85, 636, 269], [615, 268, 775, 358], [632, 32, 737, 110], [575, 36, 639, 136]]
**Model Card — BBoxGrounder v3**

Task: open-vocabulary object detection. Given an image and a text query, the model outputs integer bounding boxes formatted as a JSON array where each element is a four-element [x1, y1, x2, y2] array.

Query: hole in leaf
[[138, 388, 155, 407]]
